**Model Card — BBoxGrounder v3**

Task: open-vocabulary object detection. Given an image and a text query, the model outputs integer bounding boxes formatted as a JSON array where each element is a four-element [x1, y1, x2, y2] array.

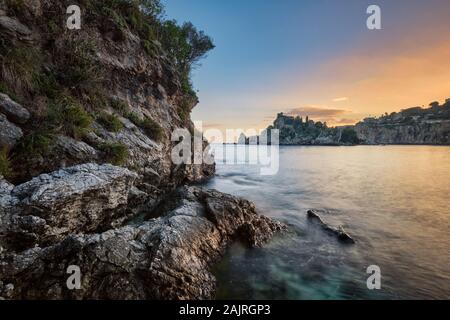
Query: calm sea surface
[[205, 145, 450, 299]]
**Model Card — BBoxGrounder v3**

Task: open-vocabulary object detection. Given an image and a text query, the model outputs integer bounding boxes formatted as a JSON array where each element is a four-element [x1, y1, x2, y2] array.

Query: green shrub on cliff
[[158, 21, 214, 96], [140, 117, 163, 141], [33, 71, 60, 100], [85, 0, 214, 98], [177, 107, 189, 123], [0, 37, 41, 96], [126, 113, 163, 141], [15, 129, 54, 156], [126, 112, 141, 125], [99, 142, 129, 165], [58, 39, 104, 90], [47, 95, 93, 139], [98, 113, 124, 132], [111, 99, 130, 115]]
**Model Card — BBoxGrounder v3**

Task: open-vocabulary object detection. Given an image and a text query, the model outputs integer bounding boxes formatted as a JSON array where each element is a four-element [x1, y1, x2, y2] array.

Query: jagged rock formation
[[0, 179, 285, 300], [307, 210, 355, 244], [0, 1, 284, 300]]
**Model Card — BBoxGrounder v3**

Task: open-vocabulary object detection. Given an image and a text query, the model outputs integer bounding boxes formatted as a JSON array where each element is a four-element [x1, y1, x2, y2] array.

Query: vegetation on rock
[[97, 113, 124, 133], [98, 142, 129, 166], [0, 0, 215, 181]]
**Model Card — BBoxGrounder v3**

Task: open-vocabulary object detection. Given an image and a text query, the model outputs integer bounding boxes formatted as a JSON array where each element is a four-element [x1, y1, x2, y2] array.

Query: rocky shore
[[0, 169, 284, 299]]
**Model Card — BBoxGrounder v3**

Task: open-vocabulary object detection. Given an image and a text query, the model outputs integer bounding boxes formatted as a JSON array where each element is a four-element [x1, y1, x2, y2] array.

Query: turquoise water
[[206, 145, 450, 300]]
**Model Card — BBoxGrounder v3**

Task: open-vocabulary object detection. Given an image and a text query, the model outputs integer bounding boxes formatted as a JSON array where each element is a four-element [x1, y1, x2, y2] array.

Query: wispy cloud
[[287, 106, 349, 117], [333, 97, 348, 102], [285, 106, 358, 126]]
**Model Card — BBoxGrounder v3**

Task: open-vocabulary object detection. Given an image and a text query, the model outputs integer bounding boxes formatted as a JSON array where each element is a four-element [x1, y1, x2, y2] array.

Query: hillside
[[355, 100, 450, 145]]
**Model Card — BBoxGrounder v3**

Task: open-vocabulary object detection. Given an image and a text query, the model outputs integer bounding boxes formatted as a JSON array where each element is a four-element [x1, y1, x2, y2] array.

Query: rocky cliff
[[355, 100, 450, 145], [0, 0, 216, 186], [0, 0, 284, 299], [257, 100, 450, 146]]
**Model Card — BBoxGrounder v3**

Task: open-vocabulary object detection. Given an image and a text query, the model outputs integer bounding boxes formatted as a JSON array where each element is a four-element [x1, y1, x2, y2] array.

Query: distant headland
[[238, 99, 450, 146]]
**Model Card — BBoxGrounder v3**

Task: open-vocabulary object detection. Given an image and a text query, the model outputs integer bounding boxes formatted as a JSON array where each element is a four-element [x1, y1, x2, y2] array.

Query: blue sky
[[163, 0, 450, 131]]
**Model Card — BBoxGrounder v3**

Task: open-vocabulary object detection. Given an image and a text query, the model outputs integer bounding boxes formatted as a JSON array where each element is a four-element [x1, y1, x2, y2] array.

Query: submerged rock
[[0, 186, 285, 300], [307, 210, 355, 244]]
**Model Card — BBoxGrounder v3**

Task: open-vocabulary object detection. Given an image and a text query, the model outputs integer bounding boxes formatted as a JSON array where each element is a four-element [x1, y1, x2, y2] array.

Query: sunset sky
[[164, 0, 450, 133]]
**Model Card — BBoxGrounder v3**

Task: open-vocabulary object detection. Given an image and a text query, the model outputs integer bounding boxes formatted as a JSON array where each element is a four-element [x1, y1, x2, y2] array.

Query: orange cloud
[[333, 97, 348, 102], [285, 106, 358, 126]]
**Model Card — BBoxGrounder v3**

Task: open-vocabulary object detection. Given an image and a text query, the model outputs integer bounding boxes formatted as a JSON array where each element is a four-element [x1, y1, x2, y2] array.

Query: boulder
[[0, 186, 285, 299], [0, 94, 30, 124], [4, 163, 138, 249], [0, 175, 17, 215], [0, 113, 23, 148]]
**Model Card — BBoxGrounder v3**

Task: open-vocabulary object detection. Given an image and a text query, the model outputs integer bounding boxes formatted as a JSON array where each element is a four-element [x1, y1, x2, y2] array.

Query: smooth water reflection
[[206, 145, 450, 300]]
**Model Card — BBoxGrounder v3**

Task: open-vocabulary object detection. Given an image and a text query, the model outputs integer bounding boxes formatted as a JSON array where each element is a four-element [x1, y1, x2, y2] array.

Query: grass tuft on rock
[[47, 95, 93, 139], [15, 129, 54, 157], [98, 113, 124, 132], [111, 99, 130, 116], [98, 142, 129, 165], [140, 118, 163, 141], [127, 113, 163, 141], [0, 38, 41, 96]]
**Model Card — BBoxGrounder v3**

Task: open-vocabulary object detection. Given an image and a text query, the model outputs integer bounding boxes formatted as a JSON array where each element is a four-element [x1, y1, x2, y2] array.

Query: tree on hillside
[[340, 127, 360, 144], [158, 21, 214, 95], [429, 101, 440, 108]]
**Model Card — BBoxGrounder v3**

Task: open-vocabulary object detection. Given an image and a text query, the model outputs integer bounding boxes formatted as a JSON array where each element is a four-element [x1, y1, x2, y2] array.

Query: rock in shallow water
[[0, 183, 285, 300], [307, 209, 355, 244]]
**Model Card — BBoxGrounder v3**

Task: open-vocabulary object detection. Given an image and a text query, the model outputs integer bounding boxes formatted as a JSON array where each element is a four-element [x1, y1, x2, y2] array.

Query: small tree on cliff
[[139, 0, 164, 17], [158, 21, 215, 95], [429, 101, 440, 109]]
